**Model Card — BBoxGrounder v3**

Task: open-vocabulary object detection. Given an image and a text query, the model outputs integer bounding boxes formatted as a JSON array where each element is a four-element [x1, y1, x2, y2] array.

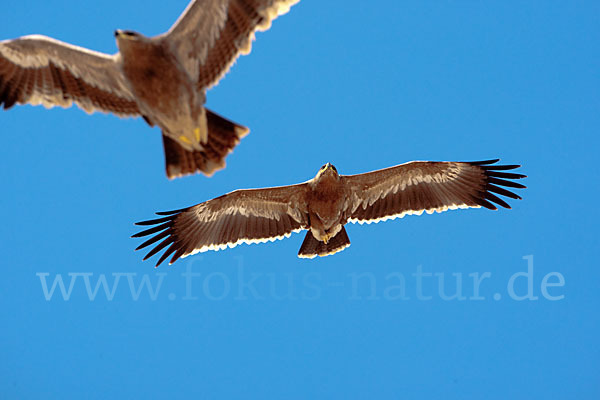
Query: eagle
[[133, 159, 526, 266], [0, 0, 300, 178]]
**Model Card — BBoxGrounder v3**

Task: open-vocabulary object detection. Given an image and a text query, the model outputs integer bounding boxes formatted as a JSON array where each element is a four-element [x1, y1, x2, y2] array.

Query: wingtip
[[469, 159, 501, 166], [235, 125, 250, 139], [156, 208, 186, 216]]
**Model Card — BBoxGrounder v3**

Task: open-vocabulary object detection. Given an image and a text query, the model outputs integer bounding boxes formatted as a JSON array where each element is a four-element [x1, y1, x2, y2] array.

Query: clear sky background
[[1, 1, 598, 398]]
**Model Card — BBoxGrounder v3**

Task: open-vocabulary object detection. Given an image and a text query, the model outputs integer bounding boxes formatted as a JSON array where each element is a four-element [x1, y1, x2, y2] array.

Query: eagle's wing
[[133, 183, 309, 266], [162, 0, 300, 90], [0, 35, 139, 116], [343, 160, 526, 224]]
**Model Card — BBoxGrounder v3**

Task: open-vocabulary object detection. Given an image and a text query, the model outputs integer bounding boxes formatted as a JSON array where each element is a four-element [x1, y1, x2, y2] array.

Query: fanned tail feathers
[[298, 227, 350, 259], [162, 109, 249, 179]]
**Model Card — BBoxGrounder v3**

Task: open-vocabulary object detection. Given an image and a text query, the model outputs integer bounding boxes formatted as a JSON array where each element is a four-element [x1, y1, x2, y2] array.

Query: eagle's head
[[315, 163, 339, 181], [114, 29, 142, 39], [114, 30, 150, 52]]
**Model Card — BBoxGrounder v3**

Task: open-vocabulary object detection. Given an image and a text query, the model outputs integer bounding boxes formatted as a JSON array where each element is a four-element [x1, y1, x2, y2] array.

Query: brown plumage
[[0, 0, 299, 178], [133, 159, 527, 266]]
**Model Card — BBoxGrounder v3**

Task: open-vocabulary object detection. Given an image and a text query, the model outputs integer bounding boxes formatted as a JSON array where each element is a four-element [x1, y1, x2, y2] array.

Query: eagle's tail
[[162, 109, 249, 179], [297, 227, 351, 259]]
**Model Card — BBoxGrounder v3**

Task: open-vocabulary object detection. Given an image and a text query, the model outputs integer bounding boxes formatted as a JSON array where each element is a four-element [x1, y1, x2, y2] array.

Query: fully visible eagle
[[133, 159, 526, 266], [0, 0, 300, 178]]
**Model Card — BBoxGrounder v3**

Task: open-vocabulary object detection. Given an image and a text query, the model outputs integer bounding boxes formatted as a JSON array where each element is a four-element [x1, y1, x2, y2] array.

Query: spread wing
[[343, 160, 526, 224], [0, 35, 139, 116], [162, 0, 300, 90], [133, 183, 309, 266]]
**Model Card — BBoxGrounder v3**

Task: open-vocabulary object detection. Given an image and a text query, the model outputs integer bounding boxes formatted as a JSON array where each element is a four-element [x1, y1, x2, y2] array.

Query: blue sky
[[1, 0, 599, 398]]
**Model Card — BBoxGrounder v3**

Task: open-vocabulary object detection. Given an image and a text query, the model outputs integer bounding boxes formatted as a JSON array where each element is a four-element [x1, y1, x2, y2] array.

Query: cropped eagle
[[133, 159, 526, 266], [0, 0, 300, 178]]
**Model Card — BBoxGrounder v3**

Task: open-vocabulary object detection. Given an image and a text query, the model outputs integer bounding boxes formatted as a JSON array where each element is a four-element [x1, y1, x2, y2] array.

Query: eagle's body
[[306, 165, 348, 243], [133, 160, 527, 266], [0, 0, 300, 178], [116, 33, 207, 150]]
